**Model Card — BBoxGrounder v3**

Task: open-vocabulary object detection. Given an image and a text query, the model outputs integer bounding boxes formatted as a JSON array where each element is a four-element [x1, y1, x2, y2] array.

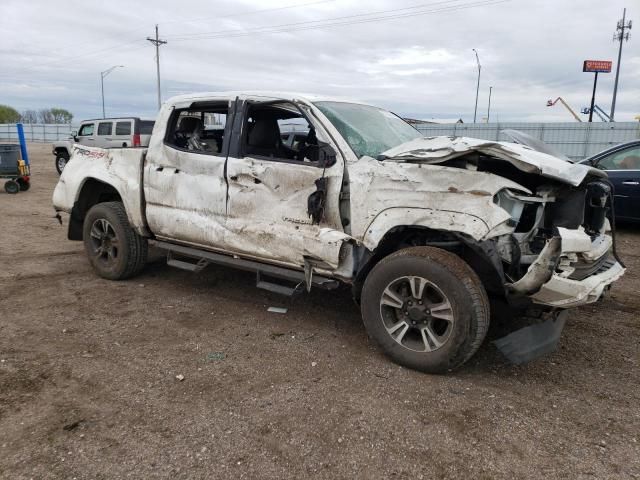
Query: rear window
[[97, 122, 113, 136], [140, 121, 155, 135], [115, 121, 131, 135]]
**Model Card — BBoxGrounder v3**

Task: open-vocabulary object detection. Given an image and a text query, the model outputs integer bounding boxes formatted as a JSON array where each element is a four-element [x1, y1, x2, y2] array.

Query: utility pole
[[487, 86, 493, 123], [610, 8, 632, 121], [472, 49, 481, 123], [147, 25, 167, 110]]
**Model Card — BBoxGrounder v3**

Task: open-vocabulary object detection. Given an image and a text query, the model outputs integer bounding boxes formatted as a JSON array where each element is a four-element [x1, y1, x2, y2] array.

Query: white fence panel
[[0, 124, 80, 143], [414, 121, 640, 160]]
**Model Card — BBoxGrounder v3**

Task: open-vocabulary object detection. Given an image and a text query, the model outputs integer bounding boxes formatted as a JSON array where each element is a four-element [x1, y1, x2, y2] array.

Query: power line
[[166, 0, 506, 41], [159, 0, 336, 26], [0, 0, 333, 79], [0, 0, 506, 79], [164, 0, 464, 39]]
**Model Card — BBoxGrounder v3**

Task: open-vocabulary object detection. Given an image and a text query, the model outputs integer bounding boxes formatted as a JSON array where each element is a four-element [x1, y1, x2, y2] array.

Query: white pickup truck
[[52, 92, 625, 373]]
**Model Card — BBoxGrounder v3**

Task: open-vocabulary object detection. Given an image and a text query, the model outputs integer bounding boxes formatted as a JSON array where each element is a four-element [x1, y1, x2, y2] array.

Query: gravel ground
[[1, 144, 639, 479]]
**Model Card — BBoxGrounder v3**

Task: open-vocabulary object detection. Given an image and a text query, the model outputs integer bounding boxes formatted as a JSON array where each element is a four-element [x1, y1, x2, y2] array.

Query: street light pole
[[472, 49, 481, 123], [100, 65, 124, 118], [487, 86, 493, 123]]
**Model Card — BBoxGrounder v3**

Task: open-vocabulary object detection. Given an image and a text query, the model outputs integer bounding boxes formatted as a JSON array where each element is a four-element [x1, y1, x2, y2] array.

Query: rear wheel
[[83, 201, 148, 280], [4, 180, 19, 194], [55, 153, 69, 174], [361, 246, 490, 373]]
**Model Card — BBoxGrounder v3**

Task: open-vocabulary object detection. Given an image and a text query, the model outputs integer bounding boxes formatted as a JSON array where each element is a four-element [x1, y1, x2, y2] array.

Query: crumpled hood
[[379, 136, 606, 187]]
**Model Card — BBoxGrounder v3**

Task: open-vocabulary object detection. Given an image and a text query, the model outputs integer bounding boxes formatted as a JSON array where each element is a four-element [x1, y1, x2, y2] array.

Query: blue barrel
[[0, 144, 21, 175]]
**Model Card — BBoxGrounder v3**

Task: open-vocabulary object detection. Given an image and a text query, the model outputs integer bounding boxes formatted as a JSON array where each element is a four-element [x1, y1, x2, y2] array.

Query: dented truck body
[[52, 92, 625, 372]]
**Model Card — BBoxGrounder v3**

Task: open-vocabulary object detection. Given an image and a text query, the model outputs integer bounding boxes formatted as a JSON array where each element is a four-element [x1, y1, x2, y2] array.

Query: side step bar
[[154, 240, 340, 294]]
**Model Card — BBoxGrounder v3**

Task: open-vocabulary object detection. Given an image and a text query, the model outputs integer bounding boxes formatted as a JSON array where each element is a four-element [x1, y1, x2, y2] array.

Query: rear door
[[113, 120, 133, 147], [75, 122, 95, 146], [144, 100, 233, 249], [595, 145, 640, 221], [96, 121, 114, 148]]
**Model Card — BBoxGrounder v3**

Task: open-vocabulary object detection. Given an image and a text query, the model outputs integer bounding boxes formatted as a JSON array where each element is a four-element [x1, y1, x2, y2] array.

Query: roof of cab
[[164, 91, 372, 107]]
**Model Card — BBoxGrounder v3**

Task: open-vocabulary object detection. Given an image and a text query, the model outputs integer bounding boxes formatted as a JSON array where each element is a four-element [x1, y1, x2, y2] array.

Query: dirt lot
[[0, 143, 639, 479]]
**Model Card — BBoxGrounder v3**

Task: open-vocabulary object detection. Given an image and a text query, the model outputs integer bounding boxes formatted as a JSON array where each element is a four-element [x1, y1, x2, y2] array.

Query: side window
[[97, 122, 113, 136], [78, 123, 94, 136], [115, 121, 132, 136], [598, 146, 640, 170], [165, 104, 229, 156], [243, 103, 318, 163]]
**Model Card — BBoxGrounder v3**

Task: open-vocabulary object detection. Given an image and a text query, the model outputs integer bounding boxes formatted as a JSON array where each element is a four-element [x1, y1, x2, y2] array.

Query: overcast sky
[[1, 0, 638, 123]]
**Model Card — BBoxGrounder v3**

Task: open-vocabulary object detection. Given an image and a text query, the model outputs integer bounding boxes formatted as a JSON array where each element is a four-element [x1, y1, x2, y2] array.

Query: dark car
[[582, 140, 640, 222]]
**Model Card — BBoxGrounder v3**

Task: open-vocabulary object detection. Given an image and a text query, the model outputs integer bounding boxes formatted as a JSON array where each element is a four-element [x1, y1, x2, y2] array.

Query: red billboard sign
[[583, 60, 612, 73]]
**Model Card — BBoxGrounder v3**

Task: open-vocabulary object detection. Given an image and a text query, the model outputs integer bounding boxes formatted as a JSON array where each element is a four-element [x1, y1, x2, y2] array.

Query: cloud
[[1, 0, 637, 123]]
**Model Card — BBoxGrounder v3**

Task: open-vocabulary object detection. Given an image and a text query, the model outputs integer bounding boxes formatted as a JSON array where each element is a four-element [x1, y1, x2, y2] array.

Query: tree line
[[0, 104, 73, 124]]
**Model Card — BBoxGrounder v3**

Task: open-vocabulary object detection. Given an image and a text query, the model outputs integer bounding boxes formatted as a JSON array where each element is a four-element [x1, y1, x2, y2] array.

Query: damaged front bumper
[[508, 227, 625, 308]]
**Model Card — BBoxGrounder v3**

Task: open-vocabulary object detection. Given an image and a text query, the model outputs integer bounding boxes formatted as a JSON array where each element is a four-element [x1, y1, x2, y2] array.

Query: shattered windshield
[[314, 101, 422, 159]]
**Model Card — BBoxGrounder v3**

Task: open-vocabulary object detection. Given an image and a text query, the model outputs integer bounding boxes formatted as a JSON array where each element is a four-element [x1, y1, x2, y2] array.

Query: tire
[[4, 180, 19, 194], [17, 178, 30, 191], [55, 153, 69, 175], [82, 201, 148, 280], [361, 246, 490, 374]]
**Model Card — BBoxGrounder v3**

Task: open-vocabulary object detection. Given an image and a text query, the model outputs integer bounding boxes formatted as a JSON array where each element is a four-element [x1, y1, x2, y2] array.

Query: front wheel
[[361, 247, 490, 374], [83, 201, 148, 280]]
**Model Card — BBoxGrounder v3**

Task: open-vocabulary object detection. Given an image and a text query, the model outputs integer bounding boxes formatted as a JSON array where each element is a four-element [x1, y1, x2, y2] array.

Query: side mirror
[[317, 142, 337, 168], [70, 130, 77, 141]]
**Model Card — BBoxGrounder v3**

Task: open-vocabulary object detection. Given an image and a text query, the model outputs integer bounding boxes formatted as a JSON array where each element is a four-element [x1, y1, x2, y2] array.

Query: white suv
[[53, 117, 154, 174]]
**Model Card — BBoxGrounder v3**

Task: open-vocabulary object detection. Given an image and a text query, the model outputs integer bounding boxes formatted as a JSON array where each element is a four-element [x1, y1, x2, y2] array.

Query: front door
[[144, 100, 235, 250], [224, 99, 348, 270], [76, 122, 95, 147]]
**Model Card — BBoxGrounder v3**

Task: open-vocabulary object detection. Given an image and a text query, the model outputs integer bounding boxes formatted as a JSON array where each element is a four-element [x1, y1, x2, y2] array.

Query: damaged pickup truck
[[52, 92, 625, 373]]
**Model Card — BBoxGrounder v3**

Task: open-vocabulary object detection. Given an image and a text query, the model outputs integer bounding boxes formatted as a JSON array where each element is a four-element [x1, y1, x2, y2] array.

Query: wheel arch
[[54, 146, 70, 156], [68, 178, 123, 240], [352, 225, 506, 304]]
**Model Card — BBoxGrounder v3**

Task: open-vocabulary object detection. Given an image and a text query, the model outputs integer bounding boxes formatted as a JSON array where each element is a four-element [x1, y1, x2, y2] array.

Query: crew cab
[[52, 92, 625, 373]]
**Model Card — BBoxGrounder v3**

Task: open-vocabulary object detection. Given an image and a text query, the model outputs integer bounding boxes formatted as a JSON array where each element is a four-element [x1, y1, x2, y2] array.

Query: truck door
[[144, 100, 234, 250], [224, 99, 348, 270]]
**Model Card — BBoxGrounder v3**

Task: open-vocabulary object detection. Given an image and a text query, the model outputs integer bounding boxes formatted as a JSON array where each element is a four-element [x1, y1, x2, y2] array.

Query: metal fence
[[414, 121, 640, 160], [0, 124, 79, 143], [2, 121, 639, 160]]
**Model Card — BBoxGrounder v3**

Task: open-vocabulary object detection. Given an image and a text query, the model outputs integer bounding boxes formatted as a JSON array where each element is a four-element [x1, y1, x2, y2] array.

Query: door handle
[[622, 181, 639, 185]]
